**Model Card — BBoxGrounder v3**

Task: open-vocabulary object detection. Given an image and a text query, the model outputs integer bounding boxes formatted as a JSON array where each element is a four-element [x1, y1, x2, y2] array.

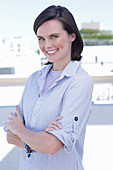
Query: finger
[[51, 120, 62, 129], [5, 121, 9, 127], [55, 116, 63, 121], [16, 105, 21, 117], [10, 112, 15, 119], [48, 124, 60, 130], [8, 117, 13, 121], [45, 127, 55, 132]]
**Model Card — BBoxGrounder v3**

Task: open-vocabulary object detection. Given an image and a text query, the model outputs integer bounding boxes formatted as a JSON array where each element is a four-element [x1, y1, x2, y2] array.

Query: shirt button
[[74, 117, 78, 121]]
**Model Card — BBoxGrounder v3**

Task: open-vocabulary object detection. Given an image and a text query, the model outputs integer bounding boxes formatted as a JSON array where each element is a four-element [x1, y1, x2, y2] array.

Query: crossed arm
[[5, 106, 63, 154]]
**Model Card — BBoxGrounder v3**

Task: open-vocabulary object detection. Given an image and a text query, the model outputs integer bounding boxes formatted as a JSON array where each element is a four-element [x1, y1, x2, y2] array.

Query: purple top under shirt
[[43, 68, 63, 93]]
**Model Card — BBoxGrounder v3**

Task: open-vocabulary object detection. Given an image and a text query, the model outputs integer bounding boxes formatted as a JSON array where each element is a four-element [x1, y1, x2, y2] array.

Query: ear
[[70, 33, 76, 42]]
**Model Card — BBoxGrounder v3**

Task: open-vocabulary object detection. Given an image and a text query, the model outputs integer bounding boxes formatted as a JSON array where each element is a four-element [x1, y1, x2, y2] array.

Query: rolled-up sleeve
[[48, 76, 93, 153]]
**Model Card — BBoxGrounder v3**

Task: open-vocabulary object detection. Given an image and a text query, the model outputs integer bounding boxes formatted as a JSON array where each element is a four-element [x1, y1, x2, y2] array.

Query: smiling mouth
[[46, 49, 58, 55]]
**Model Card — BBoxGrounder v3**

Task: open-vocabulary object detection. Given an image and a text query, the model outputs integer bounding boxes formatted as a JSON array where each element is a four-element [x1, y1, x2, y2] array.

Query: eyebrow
[[37, 33, 60, 38], [37, 35, 43, 38]]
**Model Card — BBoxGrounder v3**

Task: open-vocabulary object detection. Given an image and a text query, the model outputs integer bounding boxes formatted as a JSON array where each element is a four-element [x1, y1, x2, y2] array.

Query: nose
[[44, 39, 52, 49]]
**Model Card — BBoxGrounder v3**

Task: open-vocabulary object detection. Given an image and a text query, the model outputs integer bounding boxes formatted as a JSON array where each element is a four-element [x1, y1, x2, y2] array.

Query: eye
[[38, 37, 45, 41], [51, 35, 58, 39]]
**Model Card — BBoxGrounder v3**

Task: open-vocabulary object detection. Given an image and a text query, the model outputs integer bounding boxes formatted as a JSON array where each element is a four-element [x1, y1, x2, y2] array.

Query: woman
[[5, 5, 93, 170]]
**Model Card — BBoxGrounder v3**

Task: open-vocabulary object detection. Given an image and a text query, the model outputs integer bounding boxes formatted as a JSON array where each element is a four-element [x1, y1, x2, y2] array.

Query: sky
[[0, 0, 113, 50]]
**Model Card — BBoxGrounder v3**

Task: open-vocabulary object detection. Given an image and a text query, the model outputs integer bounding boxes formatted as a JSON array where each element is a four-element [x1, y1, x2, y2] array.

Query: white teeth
[[47, 50, 57, 54]]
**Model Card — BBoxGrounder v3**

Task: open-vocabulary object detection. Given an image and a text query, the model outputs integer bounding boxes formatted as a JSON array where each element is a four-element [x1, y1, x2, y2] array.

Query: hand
[[5, 106, 25, 135], [45, 116, 63, 132], [7, 130, 19, 143], [7, 130, 24, 148]]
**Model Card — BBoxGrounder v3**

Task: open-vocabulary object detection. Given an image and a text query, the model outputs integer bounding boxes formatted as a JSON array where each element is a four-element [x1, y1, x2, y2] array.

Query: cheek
[[58, 37, 69, 49], [55, 40, 64, 49], [58, 42, 68, 51], [38, 43, 44, 52]]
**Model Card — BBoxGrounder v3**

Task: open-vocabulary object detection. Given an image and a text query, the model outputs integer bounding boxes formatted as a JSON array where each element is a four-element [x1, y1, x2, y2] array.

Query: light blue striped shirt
[[19, 60, 93, 170]]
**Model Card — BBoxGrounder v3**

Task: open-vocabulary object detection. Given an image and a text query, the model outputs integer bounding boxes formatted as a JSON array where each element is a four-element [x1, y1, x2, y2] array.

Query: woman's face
[[37, 19, 75, 70]]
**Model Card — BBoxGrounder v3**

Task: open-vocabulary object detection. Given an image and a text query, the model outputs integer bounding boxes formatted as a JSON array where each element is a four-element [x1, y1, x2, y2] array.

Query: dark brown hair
[[33, 5, 83, 61]]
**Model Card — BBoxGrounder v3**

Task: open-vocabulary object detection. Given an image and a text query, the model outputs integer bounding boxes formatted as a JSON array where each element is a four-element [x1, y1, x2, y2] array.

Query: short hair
[[33, 5, 83, 61]]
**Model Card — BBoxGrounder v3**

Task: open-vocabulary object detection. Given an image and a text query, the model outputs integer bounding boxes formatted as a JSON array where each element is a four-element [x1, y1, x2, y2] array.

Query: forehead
[[37, 19, 64, 36]]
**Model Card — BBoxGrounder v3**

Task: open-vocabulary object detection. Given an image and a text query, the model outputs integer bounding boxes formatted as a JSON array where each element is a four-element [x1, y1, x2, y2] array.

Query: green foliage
[[80, 28, 113, 39], [111, 70, 113, 72], [82, 34, 113, 39], [80, 29, 99, 34]]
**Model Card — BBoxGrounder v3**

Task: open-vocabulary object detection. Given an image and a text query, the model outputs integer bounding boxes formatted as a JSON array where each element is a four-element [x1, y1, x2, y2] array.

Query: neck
[[52, 58, 71, 71]]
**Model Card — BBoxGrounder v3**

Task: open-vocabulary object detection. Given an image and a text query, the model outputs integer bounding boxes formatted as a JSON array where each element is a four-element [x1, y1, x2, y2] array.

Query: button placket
[[31, 96, 43, 126]]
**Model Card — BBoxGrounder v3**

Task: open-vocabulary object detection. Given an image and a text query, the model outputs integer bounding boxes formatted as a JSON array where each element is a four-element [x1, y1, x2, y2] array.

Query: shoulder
[[76, 64, 93, 83], [69, 64, 94, 91], [27, 66, 47, 83], [67, 61, 93, 84], [23, 66, 48, 90]]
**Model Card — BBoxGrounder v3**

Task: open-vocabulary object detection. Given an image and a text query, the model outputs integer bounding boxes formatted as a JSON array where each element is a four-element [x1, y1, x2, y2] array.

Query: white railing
[[0, 104, 113, 170]]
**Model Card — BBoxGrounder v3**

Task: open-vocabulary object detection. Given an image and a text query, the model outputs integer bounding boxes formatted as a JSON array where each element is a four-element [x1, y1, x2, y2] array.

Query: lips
[[46, 49, 58, 55]]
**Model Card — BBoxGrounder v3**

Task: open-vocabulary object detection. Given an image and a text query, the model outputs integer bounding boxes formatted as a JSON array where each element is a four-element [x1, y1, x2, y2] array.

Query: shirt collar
[[59, 60, 81, 79], [40, 64, 52, 77], [39, 60, 81, 81], [38, 61, 81, 93], [38, 64, 52, 93]]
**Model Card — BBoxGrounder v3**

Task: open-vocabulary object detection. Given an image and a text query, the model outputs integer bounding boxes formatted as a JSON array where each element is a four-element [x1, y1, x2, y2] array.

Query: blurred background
[[0, 0, 113, 169]]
